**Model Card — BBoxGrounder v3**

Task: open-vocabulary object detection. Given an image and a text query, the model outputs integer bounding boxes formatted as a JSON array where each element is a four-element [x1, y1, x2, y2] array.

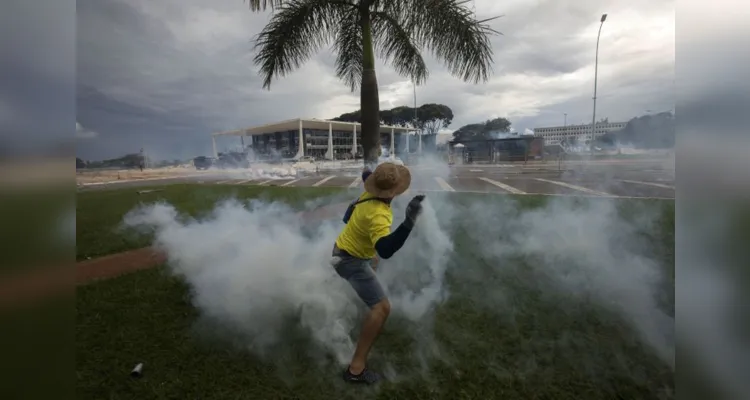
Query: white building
[[211, 118, 416, 160], [533, 121, 627, 145]]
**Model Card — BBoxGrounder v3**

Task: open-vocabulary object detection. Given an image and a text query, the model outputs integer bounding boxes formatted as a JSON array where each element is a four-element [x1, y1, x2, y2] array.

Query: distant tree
[[616, 112, 675, 148], [76, 157, 86, 169], [451, 117, 511, 142], [331, 110, 362, 123], [332, 103, 454, 131], [592, 112, 675, 149], [483, 117, 511, 133], [450, 123, 481, 142], [388, 106, 414, 127], [379, 109, 394, 125], [416, 103, 454, 135]]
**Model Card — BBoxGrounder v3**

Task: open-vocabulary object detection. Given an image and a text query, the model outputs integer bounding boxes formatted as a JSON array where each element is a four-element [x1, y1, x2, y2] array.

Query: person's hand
[[361, 167, 373, 182], [371, 255, 380, 271], [404, 194, 425, 229]]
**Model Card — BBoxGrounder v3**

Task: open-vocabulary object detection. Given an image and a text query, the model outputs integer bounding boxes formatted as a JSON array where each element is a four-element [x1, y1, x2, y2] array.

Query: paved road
[[79, 163, 675, 199]]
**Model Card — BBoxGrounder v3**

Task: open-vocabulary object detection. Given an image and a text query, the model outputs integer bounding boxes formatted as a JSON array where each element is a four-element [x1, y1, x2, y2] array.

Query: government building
[[533, 121, 627, 145], [211, 118, 418, 160]]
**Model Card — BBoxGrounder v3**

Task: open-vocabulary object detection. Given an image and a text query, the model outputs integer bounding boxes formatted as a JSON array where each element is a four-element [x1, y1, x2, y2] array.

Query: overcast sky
[[72, 0, 675, 161]]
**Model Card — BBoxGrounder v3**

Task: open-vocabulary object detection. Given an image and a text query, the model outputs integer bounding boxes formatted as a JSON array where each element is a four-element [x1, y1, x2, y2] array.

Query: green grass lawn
[[76, 184, 348, 260], [76, 188, 675, 399]]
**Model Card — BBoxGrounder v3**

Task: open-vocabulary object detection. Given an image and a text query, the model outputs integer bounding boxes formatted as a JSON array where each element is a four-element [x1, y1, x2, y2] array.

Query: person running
[[331, 162, 425, 384]]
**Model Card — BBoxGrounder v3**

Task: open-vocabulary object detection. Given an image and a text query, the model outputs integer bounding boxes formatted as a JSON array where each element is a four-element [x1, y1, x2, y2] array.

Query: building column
[[325, 122, 334, 160], [351, 124, 357, 156], [295, 119, 304, 159], [390, 128, 395, 159], [212, 135, 218, 158]]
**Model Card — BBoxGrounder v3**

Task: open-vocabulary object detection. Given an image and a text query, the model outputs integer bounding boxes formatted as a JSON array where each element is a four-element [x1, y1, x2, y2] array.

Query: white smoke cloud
[[122, 158, 457, 373], [121, 156, 674, 384], [462, 197, 675, 367], [123, 198, 359, 363]]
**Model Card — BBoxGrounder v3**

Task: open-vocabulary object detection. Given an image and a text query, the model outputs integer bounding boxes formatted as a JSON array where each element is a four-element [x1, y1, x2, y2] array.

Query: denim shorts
[[331, 246, 386, 309]]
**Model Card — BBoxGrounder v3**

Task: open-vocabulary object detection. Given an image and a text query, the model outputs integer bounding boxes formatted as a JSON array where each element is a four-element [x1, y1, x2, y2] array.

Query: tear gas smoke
[[122, 154, 674, 383], [459, 196, 674, 367], [122, 158, 456, 371], [124, 198, 359, 364]]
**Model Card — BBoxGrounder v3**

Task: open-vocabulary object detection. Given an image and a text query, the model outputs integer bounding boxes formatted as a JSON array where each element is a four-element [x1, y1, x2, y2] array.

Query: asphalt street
[[79, 161, 675, 199]]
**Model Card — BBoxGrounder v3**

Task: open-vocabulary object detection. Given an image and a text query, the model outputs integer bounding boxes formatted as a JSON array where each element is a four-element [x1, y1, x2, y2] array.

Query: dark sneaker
[[342, 366, 381, 384]]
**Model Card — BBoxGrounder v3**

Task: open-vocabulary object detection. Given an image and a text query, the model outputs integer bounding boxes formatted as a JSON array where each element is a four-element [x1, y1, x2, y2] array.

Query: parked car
[[193, 156, 213, 170]]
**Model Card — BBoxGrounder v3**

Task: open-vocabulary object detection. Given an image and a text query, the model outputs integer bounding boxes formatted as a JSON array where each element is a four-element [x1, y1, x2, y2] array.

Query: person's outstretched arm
[[374, 222, 414, 259], [371, 195, 425, 259], [361, 168, 372, 183]]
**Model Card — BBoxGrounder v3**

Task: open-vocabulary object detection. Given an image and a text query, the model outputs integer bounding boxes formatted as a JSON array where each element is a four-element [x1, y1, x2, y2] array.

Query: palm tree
[[246, 0, 499, 166]]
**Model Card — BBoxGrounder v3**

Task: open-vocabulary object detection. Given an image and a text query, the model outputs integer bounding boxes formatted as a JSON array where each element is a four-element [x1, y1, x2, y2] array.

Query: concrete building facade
[[534, 121, 627, 145], [211, 118, 416, 160]]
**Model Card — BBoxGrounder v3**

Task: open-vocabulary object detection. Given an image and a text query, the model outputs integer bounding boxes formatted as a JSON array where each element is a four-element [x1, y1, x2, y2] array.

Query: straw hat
[[364, 162, 411, 198]]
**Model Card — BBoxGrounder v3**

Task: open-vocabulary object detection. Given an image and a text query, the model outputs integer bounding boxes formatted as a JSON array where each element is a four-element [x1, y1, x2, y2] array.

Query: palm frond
[[244, 0, 286, 12], [395, 0, 500, 84], [371, 11, 429, 85], [253, 0, 353, 89], [332, 7, 363, 92]]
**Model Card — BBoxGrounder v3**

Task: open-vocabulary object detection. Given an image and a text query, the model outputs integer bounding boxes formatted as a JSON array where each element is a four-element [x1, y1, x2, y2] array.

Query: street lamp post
[[413, 80, 422, 155], [590, 13, 607, 156]]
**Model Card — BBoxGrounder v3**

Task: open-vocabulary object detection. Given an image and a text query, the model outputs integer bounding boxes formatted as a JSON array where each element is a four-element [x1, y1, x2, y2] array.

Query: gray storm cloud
[[74, 0, 674, 161]]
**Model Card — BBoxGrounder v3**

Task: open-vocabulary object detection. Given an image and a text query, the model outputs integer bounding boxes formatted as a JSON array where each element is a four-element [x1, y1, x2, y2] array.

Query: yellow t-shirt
[[335, 192, 393, 259]]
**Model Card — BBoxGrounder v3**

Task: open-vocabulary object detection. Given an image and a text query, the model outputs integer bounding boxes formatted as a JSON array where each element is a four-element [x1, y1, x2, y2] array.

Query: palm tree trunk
[[359, 8, 380, 168]]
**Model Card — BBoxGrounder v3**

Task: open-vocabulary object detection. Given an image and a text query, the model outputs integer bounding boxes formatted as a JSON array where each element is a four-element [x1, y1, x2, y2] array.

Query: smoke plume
[[121, 155, 674, 385]]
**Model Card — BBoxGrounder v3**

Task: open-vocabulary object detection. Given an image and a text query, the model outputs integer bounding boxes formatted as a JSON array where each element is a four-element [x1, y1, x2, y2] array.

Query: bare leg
[[349, 299, 391, 374]]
